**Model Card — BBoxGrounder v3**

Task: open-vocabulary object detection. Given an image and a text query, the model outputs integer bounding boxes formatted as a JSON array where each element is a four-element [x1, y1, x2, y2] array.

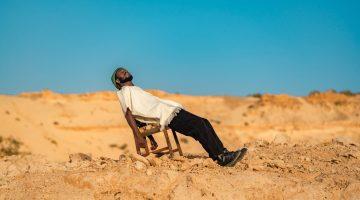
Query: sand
[[0, 89, 359, 199]]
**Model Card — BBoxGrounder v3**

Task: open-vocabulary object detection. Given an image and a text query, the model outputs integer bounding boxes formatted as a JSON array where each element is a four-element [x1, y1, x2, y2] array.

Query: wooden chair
[[131, 117, 183, 158]]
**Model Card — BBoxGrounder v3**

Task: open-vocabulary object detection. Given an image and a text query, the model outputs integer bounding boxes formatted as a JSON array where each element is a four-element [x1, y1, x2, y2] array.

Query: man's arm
[[124, 108, 147, 147]]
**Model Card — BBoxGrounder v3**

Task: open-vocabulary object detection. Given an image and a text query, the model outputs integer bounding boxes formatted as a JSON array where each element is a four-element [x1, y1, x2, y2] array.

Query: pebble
[[69, 153, 92, 163], [146, 169, 153, 176]]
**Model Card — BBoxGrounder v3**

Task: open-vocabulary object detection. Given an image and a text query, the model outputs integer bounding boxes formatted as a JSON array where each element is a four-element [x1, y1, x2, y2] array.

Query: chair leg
[[163, 130, 174, 157], [143, 138, 150, 157], [134, 137, 141, 156], [171, 129, 183, 156]]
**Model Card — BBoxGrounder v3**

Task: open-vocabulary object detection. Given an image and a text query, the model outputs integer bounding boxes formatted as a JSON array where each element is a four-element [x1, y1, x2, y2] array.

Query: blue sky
[[0, 0, 359, 96]]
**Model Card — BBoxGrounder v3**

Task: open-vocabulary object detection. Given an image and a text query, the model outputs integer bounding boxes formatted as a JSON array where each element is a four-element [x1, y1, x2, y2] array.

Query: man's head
[[111, 67, 133, 90]]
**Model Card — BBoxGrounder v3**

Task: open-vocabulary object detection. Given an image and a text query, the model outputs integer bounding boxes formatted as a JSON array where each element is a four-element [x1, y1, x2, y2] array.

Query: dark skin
[[115, 69, 158, 150]]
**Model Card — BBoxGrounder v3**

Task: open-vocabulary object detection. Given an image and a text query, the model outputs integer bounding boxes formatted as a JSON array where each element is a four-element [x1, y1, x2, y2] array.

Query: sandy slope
[[0, 89, 360, 199]]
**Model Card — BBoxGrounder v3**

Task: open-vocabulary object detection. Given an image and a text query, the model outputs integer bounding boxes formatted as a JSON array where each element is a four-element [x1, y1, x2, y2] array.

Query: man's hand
[[124, 108, 148, 148]]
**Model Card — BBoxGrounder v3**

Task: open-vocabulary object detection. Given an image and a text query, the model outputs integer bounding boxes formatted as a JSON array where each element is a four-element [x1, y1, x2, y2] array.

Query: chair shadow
[[183, 154, 208, 159], [153, 152, 208, 160]]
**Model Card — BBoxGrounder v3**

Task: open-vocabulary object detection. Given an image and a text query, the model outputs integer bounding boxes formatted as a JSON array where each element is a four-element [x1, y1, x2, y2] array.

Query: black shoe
[[233, 147, 247, 165], [217, 147, 248, 167], [222, 148, 230, 154]]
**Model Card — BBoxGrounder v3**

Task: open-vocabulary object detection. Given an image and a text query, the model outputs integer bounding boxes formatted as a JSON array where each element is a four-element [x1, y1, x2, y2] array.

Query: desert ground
[[0, 89, 359, 199]]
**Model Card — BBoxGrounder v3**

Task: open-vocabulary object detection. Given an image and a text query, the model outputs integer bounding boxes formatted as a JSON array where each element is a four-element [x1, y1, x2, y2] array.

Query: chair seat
[[138, 124, 169, 137], [131, 116, 183, 157]]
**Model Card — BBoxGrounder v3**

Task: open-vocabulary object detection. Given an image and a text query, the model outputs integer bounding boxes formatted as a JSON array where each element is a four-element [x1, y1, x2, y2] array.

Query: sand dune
[[0, 89, 359, 199]]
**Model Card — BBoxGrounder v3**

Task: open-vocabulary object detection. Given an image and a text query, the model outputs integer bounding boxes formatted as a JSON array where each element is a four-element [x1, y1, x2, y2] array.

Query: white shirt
[[116, 85, 184, 131]]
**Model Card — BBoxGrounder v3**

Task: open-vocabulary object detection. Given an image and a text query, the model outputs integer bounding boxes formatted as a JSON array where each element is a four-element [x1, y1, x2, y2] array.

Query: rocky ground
[[0, 90, 360, 199], [1, 138, 359, 200]]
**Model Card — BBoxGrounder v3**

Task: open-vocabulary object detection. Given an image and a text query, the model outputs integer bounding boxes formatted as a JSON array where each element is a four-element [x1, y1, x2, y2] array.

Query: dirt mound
[[305, 91, 358, 106], [258, 94, 302, 109], [1, 140, 359, 199], [1, 90, 360, 199], [19, 89, 118, 101], [146, 89, 171, 97], [19, 89, 65, 100]]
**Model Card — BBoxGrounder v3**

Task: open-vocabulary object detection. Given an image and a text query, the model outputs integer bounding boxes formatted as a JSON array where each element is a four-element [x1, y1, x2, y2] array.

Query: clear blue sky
[[0, 0, 359, 96]]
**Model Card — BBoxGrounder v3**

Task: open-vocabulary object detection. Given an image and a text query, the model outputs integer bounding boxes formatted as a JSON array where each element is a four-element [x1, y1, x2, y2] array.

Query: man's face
[[116, 69, 133, 84]]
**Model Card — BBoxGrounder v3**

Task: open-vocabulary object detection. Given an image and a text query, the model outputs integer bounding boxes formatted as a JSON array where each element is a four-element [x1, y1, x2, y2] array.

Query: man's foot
[[232, 147, 247, 166], [217, 147, 247, 167]]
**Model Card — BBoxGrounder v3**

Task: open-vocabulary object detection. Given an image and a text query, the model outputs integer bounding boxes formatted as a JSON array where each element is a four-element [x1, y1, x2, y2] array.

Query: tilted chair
[[130, 115, 183, 157]]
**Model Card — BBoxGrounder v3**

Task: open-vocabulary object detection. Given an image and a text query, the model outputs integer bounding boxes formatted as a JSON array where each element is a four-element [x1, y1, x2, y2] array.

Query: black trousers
[[168, 108, 225, 160]]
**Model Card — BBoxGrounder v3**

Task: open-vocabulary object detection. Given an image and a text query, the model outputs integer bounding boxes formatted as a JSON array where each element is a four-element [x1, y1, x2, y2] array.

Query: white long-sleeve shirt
[[116, 85, 184, 131]]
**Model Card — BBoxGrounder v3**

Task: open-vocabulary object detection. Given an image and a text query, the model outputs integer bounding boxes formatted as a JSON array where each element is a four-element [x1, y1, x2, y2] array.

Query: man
[[111, 67, 247, 167]]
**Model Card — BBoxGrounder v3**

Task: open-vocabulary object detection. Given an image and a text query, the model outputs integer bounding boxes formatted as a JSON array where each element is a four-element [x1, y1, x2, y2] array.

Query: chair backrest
[[127, 114, 162, 137]]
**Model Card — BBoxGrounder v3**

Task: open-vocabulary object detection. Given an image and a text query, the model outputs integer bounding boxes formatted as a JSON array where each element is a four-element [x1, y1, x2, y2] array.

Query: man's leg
[[168, 109, 225, 160]]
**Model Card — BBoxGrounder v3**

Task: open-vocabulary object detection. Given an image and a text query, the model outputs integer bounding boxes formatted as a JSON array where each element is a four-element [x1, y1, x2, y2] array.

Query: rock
[[172, 155, 186, 162], [134, 161, 146, 171], [308, 167, 315, 173], [180, 162, 191, 171], [146, 154, 158, 166], [129, 153, 150, 166], [266, 159, 290, 169], [118, 154, 127, 161], [69, 153, 92, 163]]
